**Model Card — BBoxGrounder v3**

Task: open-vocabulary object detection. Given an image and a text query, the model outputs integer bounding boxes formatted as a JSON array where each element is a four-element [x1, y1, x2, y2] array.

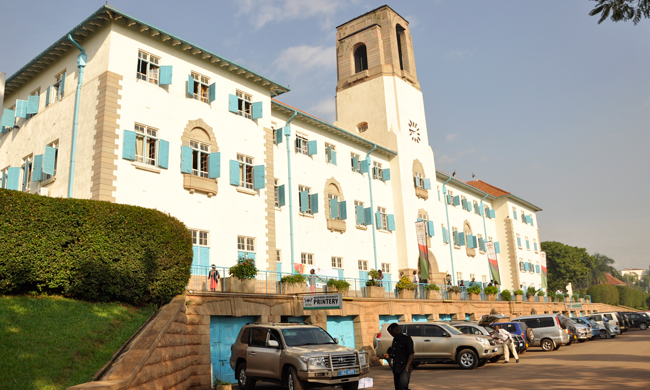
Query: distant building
[[620, 268, 647, 280]]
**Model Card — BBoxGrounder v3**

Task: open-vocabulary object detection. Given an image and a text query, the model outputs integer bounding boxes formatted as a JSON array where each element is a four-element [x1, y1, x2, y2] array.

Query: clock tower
[[334, 5, 443, 281]]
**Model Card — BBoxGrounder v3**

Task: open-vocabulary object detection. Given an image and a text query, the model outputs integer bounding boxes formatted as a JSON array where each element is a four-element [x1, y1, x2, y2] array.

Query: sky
[[1, 1, 649, 270]]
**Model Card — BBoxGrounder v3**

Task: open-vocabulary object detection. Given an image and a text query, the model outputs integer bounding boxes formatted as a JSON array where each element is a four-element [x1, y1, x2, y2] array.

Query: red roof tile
[[465, 180, 510, 197], [603, 272, 627, 286]]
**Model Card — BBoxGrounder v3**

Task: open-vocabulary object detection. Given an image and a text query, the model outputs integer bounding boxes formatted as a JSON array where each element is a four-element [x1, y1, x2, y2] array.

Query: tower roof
[[336, 4, 409, 29]]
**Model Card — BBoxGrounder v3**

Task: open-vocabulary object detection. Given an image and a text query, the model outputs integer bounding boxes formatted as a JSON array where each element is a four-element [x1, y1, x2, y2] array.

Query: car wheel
[[237, 363, 256, 390], [342, 381, 359, 390], [457, 349, 478, 369], [287, 366, 305, 390], [489, 356, 501, 363], [640, 323, 648, 330], [541, 339, 554, 351], [599, 330, 607, 339], [477, 359, 488, 367]]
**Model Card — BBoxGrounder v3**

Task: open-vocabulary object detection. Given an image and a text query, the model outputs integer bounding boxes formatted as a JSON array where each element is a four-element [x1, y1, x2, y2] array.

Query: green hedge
[[0, 189, 193, 305], [616, 286, 649, 309], [586, 284, 619, 306]]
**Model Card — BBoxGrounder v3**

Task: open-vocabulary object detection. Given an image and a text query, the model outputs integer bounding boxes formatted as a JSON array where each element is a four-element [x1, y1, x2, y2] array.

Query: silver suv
[[230, 323, 370, 390], [513, 314, 571, 351]]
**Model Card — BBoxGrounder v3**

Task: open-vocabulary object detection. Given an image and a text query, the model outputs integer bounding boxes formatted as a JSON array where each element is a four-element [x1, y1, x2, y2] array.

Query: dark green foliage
[[280, 274, 306, 284], [327, 278, 350, 291], [541, 241, 594, 292], [484, 286, 498, 295], [589, 0, 650, 25], [586, 284, 620, 306], [229, 259, 258, 280], [0, 189, 192, 305], [615, 286, 649, 309], [501, 289, 512, 301], [466, 285, 481, 295]]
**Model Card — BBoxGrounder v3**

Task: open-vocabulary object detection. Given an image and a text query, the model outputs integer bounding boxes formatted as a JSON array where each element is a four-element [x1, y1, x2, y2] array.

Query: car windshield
[[440, 324, 463, 335], [281, 327, 336, 346]]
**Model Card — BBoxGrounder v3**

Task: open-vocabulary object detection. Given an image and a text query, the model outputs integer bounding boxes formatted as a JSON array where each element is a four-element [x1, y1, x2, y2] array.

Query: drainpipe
[[67, 34, 87, 198], [284, 110, 298, 273], [479, 194, 492, 282], [442, 176, 455, 285], [365, 145, 378, 271]]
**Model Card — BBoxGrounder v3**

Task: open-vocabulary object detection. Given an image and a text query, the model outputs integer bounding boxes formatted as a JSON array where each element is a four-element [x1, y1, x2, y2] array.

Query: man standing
[[494, 325, 519, 363], [602, 315, 612, 339], [382, 323, 414, 390], [413, 271, 420, 299]]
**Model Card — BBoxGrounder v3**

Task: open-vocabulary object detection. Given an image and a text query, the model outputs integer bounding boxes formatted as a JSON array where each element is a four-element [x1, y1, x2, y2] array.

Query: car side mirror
[[442, 332, 450, 337], [268, 340, 280, 348], [334, 338, 339, 344]]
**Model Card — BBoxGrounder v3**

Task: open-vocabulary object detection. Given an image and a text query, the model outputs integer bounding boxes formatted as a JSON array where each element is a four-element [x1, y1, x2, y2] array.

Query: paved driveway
[[235, 329, 650, 390]]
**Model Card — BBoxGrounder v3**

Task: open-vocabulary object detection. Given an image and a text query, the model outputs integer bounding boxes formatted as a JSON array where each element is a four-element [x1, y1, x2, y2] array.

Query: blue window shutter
[[427, 220, 434, 237], [453, 196, 460, 206], [375, 212, 382, 229], [443, 227, 448, 243], [423, 178, 431, 190], [530, 217, 534, 227], [308, 140, 317, 156], [471, 235, 478, 249], [252, 102, 263, 119], [45, 86, 51, 106], [253, 165, 265, 189], [329, 198, 339, 219], [461, 198, 467, 209], [310, 193, 319, 214], [339, 201, 347, 220], [199, 247, 210, 267], [352, 156, 359, 171], [524, 263, 529, 271], [159, 66, 173, 85], [276, 128, 283, 144], [387, 214, 395, 231], [467, 235, 473, 248], [208, 82, 216, 103], [364, 207, 373, 226], [534, 242, 538, 251], [27, 95, 40, 115], [360, 160, 368, 174], [417, 218, 422, 222], [7, 167, 20, 190], [192, 246, 199, 267], [356, 205, 364, 224], [490, 209, 495, 219], [32, 155, 43, 182], [15, 100, 28, 118], [479, 237, 485, 251], [513, 211, 517, 220], [300, 191, 309, 212], [229, 94, 238, 113], [331, 150, 337, 165], [42, 145, 56, 175], [517, 237, 522, 247], [60, 72, 66, 98], [536, 265, 541, 273], [181, 146, 193, 174], [229, 160, 240, 185], [494, 242, 500, 253], [208, 152, 221, 179], [458, 232, 465, 246], [158, 140, 169, 169], [187, 74, 194, 96], [1, 109, 16, 129], [122, 130, 136, 161], [278, 185, 286, 207], [382, 168, 390, 181]]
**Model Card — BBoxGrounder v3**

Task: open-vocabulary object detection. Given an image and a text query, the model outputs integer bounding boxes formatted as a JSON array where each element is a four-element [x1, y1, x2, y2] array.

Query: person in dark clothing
[[382, 323, 414, 390]]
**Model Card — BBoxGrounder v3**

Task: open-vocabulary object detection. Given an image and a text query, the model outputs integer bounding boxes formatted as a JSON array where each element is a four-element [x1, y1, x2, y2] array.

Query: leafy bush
[[484, 286, 498, 295], [548, 290, 556, 299], [615, 286, 649, 309], [0, 189, 192, 305], [537, 290, 546, 296], [396, 276, 415, 291], [424, 284, 440, 291], [365, 269, 381, 287], [448, 286, 462, 293], [572, 294, 579, 301], [280, 273, 306, 284], [526, 286, 537, 298], [587, 284, 619, 306], [229, 260, 258, 280], [467, 285, 481, 295], [327, 278, 350, 291], [513, 289, 524, 296], [556, 294, 564, 301], [501, 289, 512, 301]]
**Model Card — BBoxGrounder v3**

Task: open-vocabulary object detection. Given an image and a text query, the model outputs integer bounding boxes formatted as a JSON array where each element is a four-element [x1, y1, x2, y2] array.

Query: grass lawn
[[0, 295, 156, 390]]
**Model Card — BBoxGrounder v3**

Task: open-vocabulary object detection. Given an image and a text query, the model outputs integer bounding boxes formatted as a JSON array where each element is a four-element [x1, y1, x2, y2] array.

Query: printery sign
[[303, 294, 342, 310]]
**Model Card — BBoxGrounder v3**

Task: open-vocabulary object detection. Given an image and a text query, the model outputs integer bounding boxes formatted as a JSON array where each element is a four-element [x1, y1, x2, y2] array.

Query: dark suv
[[624, 312, 649, 330]]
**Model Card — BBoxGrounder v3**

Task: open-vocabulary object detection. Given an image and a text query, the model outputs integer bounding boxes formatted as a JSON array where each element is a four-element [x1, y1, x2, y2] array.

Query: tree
[[578, 253, 616, 289], [541, 241, 594, 292], [589, 0, 650, 25]]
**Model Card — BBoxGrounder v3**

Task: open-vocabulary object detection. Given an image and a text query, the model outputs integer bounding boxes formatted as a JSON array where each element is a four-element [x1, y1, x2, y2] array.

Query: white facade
[[0, 5, 544, 291]]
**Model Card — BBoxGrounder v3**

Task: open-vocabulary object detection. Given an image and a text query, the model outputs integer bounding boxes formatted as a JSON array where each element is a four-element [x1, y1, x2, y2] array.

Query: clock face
[[409, 120, 420, 143]]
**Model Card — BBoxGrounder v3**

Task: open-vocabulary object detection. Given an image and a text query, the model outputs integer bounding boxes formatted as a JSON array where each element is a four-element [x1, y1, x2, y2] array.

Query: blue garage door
[[327, 316, 356, 349], [412, 315, 428, 322], [210, 316, 255, 384], [379, 315, 400, 331]]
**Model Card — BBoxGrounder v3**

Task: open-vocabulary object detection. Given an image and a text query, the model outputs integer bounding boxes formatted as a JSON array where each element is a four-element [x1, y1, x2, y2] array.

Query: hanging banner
[[540, 252, 548, 289], [485, 242, 501, 285], [415, 222, 429, 279]]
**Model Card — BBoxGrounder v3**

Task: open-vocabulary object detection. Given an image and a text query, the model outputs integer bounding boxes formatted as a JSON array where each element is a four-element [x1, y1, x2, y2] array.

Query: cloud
[[308, 98, 336, 123], [236, 0, 349, 30], [445, 133, 459, 142], [436, 148, 477, 164], [445, 49, 474, 62], [274, 45, 336, 75]]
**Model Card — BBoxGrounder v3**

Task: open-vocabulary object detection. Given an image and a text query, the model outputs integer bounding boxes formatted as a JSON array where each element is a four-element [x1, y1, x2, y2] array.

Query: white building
[[0, 5, 543, 291]]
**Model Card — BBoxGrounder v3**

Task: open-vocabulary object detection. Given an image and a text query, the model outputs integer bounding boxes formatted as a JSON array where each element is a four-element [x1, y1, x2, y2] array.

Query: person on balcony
[[208, 265, 220, 291]]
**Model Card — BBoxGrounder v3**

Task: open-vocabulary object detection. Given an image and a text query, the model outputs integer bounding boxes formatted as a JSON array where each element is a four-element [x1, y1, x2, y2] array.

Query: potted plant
[[513, 289, 524, 302], [424, 284, 441, 300], [327, 278, 350, 296], [578, 292, 585, 303], [467, 285, 482, 301], [501, 289, 512, 302], [363, 269, 385, 298], [526, 286, 537, 300], [396, 275, 416, 299], [280, 273, 307, 294], [572, 294, 579, 303], [537, 290, 546, 302], [448, 286, 462, 300], [214, 377, 231, 390], [225, 257, 258, 293], [556, 294, 564, 302], [484, 285, 498, 301]]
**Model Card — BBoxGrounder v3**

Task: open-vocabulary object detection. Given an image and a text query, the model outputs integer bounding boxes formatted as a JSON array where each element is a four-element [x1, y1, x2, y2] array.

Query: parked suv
[[450, 314, 525, 359], [230, 323, 370, 390], [623, 312, 649, 330], [512, 314, 571, 351], [373, 322, 502, 370]]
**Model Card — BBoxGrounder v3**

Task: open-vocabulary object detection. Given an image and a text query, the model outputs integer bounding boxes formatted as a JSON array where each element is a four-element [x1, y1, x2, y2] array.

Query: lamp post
[[446, 273, 452, 284]]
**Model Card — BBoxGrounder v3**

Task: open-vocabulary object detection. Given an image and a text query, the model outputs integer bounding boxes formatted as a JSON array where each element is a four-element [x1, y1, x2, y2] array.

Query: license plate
[[338, 369, 357, 376]]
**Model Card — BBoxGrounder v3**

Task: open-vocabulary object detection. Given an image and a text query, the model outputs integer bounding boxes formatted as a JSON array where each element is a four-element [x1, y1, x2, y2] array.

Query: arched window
[[354, 45, 368, 73], [324, 179, 346, 233], [464, 220, 476, 258], [396, 24, 406, 71]]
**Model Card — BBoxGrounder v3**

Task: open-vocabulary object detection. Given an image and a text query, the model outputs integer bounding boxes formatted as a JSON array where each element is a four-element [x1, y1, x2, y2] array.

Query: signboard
[[565, 303, 582, 310], [415, 221, 429, 279], [540, 252, 548, 289], [485, 242, 501, 285], [303, 294, 342, 310]]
